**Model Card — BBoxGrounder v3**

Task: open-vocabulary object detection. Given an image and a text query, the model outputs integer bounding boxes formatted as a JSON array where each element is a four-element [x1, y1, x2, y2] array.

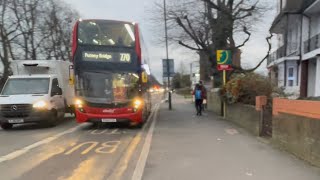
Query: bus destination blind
[[82, 52, 131, 63]]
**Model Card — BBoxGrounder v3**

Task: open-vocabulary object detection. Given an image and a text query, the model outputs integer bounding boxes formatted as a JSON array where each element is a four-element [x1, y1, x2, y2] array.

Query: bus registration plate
[[102, 119, 117, 123]]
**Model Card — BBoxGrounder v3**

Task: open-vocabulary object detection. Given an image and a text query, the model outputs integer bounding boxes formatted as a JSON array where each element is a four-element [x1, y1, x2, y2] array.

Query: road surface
[[0, 93, 319, 180]]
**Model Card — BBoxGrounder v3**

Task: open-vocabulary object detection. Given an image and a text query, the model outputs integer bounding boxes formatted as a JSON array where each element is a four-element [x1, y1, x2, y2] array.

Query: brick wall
[[207, 90, 222, 115], [226, 104, 260, 136], [273, 98, 320, 167], [207, 91, 261, 136], [273, 98, 320, 119]]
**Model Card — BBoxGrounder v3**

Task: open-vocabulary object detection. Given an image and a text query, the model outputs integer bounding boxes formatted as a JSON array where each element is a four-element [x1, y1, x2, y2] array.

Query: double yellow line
[[109, 103, 160, 180]]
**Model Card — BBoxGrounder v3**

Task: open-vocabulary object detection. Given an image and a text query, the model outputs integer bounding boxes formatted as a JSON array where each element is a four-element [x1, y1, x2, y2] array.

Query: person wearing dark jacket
[[199, 81, 207, 111], [192, 84, 205, 116]]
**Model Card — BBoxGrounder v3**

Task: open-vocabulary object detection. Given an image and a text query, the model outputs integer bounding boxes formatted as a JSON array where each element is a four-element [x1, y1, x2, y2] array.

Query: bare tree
[[151, 0, 272, 85], [0, 0, 79, 87], [0, 0, 20, 86], [39, 0, 79, 60]]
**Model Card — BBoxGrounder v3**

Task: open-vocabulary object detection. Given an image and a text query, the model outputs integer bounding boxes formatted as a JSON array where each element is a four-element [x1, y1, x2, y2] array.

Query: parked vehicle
[[0, 60, 74, 129]]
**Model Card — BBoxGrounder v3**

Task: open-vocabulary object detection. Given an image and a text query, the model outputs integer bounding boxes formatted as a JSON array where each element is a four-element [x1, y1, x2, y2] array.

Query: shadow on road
[[80, 122, 135, 131], [1, 117, 75, 131]]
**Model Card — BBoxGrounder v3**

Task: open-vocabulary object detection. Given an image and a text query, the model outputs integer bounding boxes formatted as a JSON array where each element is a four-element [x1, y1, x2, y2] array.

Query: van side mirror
[[69, 65, 74, 85]]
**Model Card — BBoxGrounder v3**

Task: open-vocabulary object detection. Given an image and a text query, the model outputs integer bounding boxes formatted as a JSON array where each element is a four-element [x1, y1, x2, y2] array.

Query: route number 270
[[120, 53, 131, 62]]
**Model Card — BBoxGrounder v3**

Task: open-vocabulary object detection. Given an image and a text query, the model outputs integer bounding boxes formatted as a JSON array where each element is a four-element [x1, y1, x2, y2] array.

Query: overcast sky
[[65, 0, 277, 82], [65, 0, 275, 80]]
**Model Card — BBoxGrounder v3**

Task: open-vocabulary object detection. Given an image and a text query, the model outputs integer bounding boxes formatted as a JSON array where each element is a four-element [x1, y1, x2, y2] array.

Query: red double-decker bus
[[71, 19, 152, 127]]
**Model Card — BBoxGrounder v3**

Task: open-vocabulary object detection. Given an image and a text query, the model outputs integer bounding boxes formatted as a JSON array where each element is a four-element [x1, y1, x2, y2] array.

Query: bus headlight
[[74, 99, 86, 113], [133, 99, 143, 110], [33, 101, 47, 109], [75, 99, 84, 108]]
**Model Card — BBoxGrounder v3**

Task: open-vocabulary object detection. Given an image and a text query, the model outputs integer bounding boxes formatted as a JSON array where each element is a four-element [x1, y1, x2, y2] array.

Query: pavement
[[0, 93, 319, 180], [142, 94, 320, 180]]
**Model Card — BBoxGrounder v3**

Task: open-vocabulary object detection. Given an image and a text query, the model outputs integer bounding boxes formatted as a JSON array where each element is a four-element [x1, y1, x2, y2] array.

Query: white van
[[0, 60, 74, 129]]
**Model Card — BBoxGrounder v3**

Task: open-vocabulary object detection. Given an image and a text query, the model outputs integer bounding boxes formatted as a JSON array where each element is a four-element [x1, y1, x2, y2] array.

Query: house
[[268, 0, 320, 97]]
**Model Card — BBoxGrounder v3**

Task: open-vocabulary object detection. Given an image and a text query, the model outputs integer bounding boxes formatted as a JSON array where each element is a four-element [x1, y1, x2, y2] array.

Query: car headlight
[[33, 101, 47, 109]]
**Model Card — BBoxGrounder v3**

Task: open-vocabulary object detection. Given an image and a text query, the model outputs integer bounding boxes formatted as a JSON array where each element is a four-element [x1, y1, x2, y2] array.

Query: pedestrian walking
[[193, 84, 204, 116], [199, 81, 207, 112]]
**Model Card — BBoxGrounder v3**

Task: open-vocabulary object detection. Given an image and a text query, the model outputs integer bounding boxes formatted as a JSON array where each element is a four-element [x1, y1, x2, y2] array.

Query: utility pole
[[164, 0, 172, 110]]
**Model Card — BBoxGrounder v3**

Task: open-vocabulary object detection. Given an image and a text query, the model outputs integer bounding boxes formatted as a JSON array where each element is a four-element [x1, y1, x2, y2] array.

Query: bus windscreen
[[77, 71, 140, 103], [78, 20, 135, 47]]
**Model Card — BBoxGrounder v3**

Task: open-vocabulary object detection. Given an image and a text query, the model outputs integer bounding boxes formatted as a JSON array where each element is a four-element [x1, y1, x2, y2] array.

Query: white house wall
[[308, 59, 317, 96], [277, 34, 285, 48], [302, 13, 320, 60], [301, 16, 310, 55], [278, 62, 285, 87], [310, 13, 320, 37], [287, 15, 301, 56], [316, 57, 320, 96]]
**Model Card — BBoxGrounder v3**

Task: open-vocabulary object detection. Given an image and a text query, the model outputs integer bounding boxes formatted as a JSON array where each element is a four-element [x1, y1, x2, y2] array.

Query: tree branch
[[233, 0, 245, 11], [178, 41, 203, 51], [235, 26, 251, 49], [234, 1, 258, 17], [176, 17, 206, 49], [234, 12, 253, 20], [233, 33, 273, 73]]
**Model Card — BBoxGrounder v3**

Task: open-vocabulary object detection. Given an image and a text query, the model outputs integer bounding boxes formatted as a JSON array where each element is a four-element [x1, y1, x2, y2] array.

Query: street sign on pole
[[162, 59, 175, 77], [164, 0, 172, 110], [217, 50, 232, 71], [216, 50, 232, 119]]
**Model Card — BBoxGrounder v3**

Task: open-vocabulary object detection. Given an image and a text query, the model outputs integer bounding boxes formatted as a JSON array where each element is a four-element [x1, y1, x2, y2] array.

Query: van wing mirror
[[69, 65, 74, 85]]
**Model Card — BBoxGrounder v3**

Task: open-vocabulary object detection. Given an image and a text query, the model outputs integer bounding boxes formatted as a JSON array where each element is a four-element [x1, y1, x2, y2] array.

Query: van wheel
[[1, 123, 13, 130], [45, 110, 58, 127]]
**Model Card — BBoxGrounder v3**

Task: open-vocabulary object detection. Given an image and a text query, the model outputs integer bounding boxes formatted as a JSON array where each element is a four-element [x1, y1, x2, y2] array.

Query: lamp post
[[164, 0, 172, 110], [190, 61, 199, 103], [190, 61, 200, 86]]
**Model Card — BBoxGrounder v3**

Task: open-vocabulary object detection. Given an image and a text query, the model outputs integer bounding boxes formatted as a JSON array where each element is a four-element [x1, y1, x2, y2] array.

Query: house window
[[288, 67, 295, 87], [288, 80, 294, 87], [288, 67, 294, 77]]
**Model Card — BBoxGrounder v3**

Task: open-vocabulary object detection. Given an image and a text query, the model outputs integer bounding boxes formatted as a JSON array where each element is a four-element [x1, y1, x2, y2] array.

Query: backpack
[[195, 90, 202, 100]]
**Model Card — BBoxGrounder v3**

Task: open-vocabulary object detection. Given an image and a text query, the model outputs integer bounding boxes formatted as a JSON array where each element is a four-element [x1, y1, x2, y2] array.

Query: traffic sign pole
[[164, 0, 172, 110], [217, 50, 232, 118], [223, 70, 227, 119]]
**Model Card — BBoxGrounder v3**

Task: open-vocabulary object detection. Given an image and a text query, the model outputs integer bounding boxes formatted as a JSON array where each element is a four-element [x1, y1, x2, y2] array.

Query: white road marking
[[0, 125, 84, 163], [107, 103, 160, 180], [246, 172, 253, 176], [225, 128, 239, 135], [131, 103, 160, 180]]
